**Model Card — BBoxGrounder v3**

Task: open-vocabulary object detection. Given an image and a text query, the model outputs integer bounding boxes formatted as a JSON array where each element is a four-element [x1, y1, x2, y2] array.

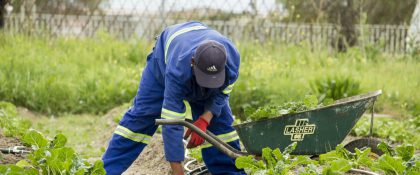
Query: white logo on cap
[[207, 65, 218, 72]]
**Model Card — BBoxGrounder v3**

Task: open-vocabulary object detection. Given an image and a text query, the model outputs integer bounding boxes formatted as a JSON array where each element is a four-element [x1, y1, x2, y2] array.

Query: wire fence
[[2, 0, 412, 54]]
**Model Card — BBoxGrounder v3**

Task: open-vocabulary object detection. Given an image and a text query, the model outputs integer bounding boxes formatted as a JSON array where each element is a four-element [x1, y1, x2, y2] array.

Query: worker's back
[[149, 21, 240, 91]]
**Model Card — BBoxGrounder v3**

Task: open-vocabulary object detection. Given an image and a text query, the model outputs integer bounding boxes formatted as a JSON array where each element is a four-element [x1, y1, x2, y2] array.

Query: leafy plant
[[352, 116, 420, 149], [310, 75, 361, 103], [375, 143, 419, 175], [0, 129, 106, 175], [0, 102, 105, 174], [320, 142, 420, 175], [235, 143, 317, 175], [244, 95, 322, 121], [236, 141, 420, 175], [0, 101, 31, 138]]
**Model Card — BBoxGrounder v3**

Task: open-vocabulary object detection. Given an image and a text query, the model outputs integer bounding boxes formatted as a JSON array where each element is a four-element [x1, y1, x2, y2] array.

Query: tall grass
[[231, 41, 419, 118], [0, 33, 149, 114], [0, 34, 418, 117]]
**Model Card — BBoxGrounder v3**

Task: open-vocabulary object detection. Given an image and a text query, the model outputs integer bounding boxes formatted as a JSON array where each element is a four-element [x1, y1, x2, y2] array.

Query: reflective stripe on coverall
[[102, 21, 245, 175]]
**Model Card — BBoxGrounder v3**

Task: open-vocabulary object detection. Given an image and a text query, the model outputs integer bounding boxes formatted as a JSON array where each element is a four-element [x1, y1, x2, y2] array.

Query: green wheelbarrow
[[155, 90, 382, 174]]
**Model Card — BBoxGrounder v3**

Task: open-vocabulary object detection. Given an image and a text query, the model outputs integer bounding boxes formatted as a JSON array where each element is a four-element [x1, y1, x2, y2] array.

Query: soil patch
[[0, 133, 27, 164], [102, 106, 173, 174], [123, 134, 172, 175]]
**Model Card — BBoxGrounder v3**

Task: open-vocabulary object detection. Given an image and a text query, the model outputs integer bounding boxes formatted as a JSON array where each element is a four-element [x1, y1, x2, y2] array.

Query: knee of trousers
[[102, 134, 148, 175], [201, 140, 245, 175], [118, 109, 159, 138]]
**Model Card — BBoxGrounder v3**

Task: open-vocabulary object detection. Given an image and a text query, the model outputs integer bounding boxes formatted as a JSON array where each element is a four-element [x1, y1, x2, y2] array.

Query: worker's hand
[[184, 116, 209, 148]]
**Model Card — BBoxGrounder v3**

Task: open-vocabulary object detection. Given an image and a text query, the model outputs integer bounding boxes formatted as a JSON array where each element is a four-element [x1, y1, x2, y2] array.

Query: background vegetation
[[1, 34, 418, 118]]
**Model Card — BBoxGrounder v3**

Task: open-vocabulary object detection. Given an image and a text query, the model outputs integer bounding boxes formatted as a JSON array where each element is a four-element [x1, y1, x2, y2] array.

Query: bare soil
[[0, 133, 27, 164], [122, 134, 172, 175]]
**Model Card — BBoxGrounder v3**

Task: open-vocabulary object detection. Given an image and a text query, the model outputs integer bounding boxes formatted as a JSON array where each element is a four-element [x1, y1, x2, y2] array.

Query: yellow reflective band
[[114, 125, 151, 144], [184, 100, 193, 120], [161, 108, 186, 119], [222, 83, 235, 94], [164, 25, 207, 64], [200, 130, 239, 149]]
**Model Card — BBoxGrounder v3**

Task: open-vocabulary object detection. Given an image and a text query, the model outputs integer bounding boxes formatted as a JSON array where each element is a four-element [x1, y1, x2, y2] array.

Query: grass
[[28, 113, 112, 158], [231, 42, 419, 118], [0, 33, 418, 119], [0, 32, 148, 114]]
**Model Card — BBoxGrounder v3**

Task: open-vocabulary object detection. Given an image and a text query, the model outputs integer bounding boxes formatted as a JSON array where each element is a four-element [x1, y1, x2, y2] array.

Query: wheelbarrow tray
[[233, 90, 382, 155]]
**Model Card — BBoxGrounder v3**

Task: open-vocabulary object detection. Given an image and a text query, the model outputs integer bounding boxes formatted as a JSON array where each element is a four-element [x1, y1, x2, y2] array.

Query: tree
[[326, 0, 358, 52], [0, 0, 9, 28], [280, 0, 416, 25], [408, 0, 420, 54], [280, 0, 359, 51], [363, 0, 416, 25]]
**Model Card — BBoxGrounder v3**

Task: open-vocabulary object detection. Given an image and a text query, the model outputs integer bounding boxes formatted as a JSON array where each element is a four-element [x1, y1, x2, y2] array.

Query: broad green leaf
[[75, 169, 86, 175], [321, 167, 341, 175], [50, 133, 68, 148], [299, 164, 319, 175], [89, 160, 106, 175], [272, 148, 284, 162], [377, 142, 395, 156], [0, 165, 38, 175], [283, 142, 297, 155], [376, 154, 405, 175], [273, 160, 286, 174], [47, 147, 76, 172], [262, 147, 276, 169], [291, 156, 316, 167], [395, 144, 414, 162], [404, 156, 420, 175], [16, 160, 33, 168], [335, 144, 353, 160], [22, 129, 49, 149], [320, 150, 340, 163], [355, 148, 373, 168], [235, 155, 265, 173], [329, 158, 352, 173]]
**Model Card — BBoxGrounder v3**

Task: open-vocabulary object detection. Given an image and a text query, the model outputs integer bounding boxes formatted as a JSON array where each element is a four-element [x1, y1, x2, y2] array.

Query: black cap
[[193, 40, 227, 88]]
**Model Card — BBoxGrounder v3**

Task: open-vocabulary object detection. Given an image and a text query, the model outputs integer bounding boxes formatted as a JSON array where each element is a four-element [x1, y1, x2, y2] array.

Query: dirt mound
[[101, 106, 173, 174], [0, 133, 27, 164], [123, 133, 172, 175]]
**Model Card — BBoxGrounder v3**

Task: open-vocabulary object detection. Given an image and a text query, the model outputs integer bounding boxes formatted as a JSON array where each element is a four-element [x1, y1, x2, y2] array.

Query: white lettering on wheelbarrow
[[284, 119, 316, 141]]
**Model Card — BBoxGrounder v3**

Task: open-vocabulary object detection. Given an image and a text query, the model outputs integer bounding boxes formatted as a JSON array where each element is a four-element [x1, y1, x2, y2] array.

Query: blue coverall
[[102, 21, 245, 175]]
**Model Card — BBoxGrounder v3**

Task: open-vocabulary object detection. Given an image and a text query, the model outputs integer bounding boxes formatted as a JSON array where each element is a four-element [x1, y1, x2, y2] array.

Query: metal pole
[[155, 119, 246, 159], [349, 168, 380, 175], [369, 101, 375, 137]]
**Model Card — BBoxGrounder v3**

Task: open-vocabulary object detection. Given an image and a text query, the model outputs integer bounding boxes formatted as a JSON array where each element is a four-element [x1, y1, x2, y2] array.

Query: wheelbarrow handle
[[155, 119, 247, 159]]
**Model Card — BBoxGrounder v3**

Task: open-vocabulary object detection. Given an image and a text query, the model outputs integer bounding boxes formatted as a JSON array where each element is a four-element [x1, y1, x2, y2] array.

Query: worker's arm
[[205, 91, 230, 117], [161, 54, 191, 163]]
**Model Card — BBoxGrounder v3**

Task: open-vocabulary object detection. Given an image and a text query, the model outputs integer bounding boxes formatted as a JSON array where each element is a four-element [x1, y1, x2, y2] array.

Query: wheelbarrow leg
[[369, 101, 375, 147]]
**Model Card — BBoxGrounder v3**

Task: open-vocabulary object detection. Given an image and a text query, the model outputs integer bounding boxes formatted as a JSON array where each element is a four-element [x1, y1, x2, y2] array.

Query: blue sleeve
[[161, 54, 191, 162], [206, 39, 240, 117]]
